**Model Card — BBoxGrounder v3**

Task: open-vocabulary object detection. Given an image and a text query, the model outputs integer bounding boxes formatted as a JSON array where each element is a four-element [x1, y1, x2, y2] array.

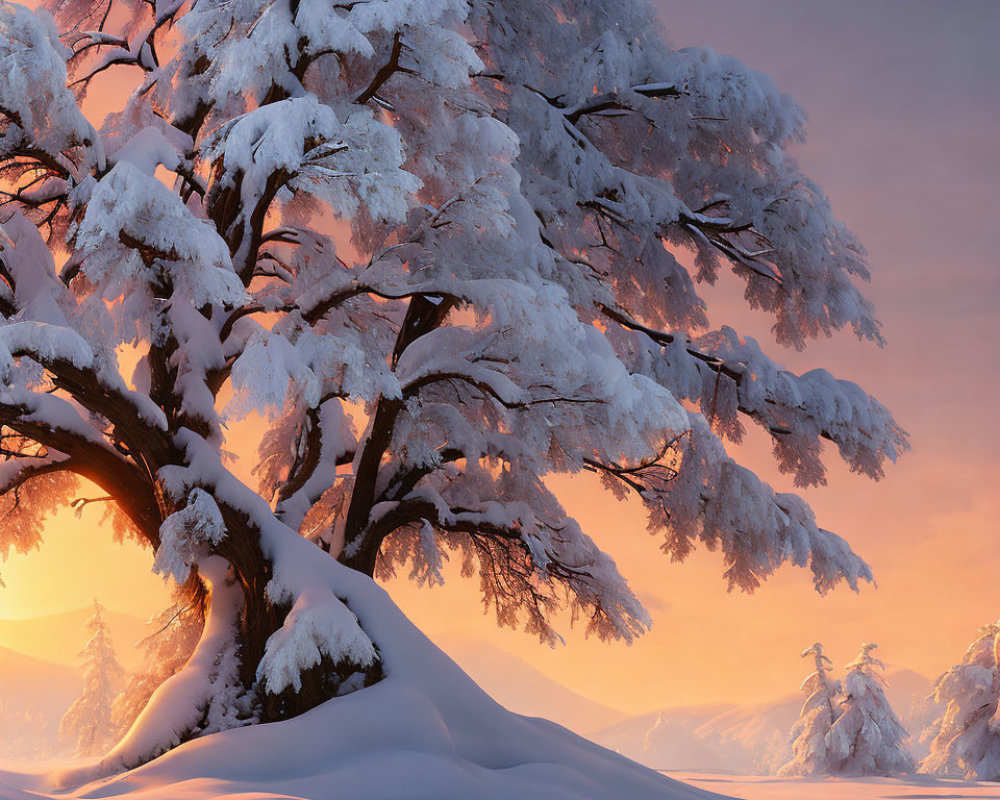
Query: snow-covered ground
[[0, 697, 725, 800], [2, 760, 998, 800], [675, 772, 1000, 800], [0, 566, 729, 800], [0, 609, 958, 798]]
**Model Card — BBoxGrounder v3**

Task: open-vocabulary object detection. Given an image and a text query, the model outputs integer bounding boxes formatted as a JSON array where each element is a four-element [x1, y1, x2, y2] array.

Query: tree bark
[[206, 502, 381, 724]]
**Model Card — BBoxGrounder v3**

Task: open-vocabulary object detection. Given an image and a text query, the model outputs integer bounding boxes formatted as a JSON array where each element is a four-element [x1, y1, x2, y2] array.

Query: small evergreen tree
[[778, 642, 842, 776], [60, 600, 126, 756], [921, 622, 1000, 780], [826, 643, 914, 776]]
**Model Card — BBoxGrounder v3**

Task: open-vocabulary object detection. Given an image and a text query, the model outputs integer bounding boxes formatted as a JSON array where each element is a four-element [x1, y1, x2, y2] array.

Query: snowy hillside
[[593, 669, 935, 774], [0, 646, 79, 759], [435, 636, 627, 735]]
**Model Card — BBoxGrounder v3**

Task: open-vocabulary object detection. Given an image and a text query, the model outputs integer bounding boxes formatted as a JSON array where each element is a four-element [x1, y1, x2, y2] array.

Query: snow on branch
[[645, 414, 873, 594], [0, 451, 71, 493], [603, 304, 909, 487], [154, 487, 228, 583], [375, 468, 651, 645], [0, 3, 100, 175]]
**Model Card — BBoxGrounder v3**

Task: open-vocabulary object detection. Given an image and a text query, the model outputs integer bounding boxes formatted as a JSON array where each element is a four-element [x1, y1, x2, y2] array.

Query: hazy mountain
[[0, 644, 80, 759], [592, 668, 936, 774], [0, 644, 80, 713], [434, 635, 628, 735], [0, 608, 157, 761], [0, 607, 150, 671]]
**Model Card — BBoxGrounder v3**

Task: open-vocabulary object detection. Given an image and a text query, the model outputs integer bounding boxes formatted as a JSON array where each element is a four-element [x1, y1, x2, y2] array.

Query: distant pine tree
[[826, 643, 914, 775], [60, 600, 126, 756], [921, 622, 1000, 780], [778, 643, 842, 776]]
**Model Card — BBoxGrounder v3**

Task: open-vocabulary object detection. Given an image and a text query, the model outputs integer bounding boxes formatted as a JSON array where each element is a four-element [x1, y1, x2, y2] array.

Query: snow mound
[[52, 682, 722, 800], [0, 564, 727, 800]]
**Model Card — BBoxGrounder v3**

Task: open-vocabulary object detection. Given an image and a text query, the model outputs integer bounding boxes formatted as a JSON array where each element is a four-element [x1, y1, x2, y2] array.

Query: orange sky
[[1, 0, 998, 716]]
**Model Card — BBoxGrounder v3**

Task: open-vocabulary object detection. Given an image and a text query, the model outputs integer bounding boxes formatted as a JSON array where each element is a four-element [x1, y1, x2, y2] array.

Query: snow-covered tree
[[826, 643, 914, 775], [778, 642, 841, 776], [0, 0, 906, 769], [921, 622, 1000, 780], [60, 600, 126, 756]]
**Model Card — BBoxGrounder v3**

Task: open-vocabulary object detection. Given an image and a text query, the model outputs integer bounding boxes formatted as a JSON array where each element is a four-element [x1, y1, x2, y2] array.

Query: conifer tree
[[60, 600, 126, 756], [921, 622, 1000, 780], [826, 643, 914, 776], [778, 642, 841, 776]]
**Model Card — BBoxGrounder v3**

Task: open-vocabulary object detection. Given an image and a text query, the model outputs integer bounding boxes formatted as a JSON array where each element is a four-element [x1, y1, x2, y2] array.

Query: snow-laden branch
[[0, 4, 102, 174], [273, 398, 354, 532], [372, 470, 650, 645], [647, 413, 873, 594], [602, 304, 909, 486], [0, 385, 159, 535], [0, 320, 168, 434], [0, 451, 71, 494]]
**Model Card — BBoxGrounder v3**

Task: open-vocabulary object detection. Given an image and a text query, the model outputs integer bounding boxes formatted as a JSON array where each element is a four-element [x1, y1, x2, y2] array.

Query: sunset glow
[[0, 1, 995, 797], [0, 1, 995, 722]]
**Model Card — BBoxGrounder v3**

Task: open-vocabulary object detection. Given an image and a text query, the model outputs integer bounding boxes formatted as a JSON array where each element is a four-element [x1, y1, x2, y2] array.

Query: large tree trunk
[[213, 507, 281, 695], [210, 503, 382, 724], [100, 482, 383, 774]]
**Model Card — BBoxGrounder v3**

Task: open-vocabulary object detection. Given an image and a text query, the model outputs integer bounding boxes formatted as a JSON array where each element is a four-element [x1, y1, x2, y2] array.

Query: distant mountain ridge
[[434, 635, 629, 735], [591, 668, 937, 774], [0, 606, 150, 671], [0, 643, 81, 759]]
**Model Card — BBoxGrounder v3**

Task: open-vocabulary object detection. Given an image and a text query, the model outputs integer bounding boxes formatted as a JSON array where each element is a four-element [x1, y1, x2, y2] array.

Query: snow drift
[[0, 564, 726, 800]]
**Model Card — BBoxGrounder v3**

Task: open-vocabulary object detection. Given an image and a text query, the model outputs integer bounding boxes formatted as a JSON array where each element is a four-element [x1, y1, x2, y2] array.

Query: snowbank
[[0, 561, 728, 800], [55, 682, 723, 800]]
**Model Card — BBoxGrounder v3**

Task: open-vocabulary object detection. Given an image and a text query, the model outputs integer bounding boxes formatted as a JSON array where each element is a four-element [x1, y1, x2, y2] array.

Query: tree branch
[[354, 32, 416, 108], [0, 391, 160, 540]]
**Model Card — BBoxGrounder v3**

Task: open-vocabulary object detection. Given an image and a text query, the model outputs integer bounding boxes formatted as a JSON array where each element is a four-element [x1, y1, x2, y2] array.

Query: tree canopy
[[0, 0, 905, 766]]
